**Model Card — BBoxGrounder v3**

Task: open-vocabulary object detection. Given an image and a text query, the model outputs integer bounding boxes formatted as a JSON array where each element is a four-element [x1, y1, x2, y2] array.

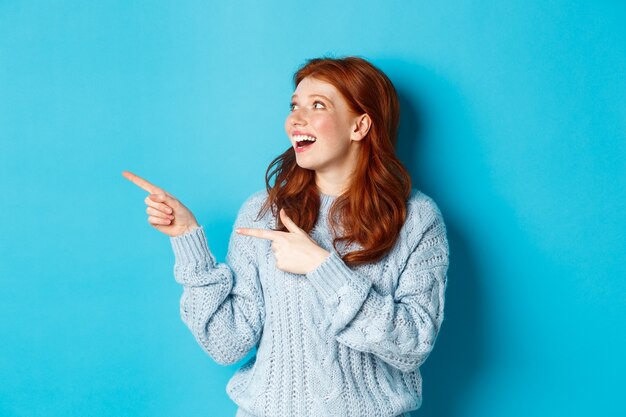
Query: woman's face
[[285, 76, 364, 176]]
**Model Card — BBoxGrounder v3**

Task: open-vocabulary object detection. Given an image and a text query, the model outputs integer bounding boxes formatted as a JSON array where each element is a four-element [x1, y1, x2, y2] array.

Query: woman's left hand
[[235, 208, 331, 275]]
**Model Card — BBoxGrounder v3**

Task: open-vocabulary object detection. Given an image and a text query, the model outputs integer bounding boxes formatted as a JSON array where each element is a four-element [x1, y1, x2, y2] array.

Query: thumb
[[280, 208, 304, 234], [149, 193, 177, 207]]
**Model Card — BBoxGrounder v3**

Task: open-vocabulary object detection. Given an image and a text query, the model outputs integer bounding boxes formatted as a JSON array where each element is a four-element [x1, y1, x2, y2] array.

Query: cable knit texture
[[169, 188, 449, 417]]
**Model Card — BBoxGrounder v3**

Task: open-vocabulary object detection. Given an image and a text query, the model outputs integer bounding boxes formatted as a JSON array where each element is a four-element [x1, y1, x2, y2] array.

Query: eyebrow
[[291, 94, 333, 103]]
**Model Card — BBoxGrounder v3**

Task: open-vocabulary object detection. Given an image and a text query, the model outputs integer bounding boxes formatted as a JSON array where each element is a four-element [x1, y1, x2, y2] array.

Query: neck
[[313, 141, 360, 196], [314, 168, 353, 197]]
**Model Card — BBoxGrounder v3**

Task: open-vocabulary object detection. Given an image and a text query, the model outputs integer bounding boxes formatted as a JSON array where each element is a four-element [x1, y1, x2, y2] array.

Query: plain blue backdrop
[[1, 1, 624, 416]]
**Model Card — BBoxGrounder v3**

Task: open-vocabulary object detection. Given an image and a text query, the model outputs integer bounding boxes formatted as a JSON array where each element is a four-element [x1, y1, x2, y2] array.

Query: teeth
[[293, 134, 316, 142]]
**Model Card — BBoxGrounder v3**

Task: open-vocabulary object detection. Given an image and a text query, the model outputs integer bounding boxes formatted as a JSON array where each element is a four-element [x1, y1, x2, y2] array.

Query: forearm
[[171, 226, 265, 365], [333, 266, 446, 372], [306, 210, 449, 373]]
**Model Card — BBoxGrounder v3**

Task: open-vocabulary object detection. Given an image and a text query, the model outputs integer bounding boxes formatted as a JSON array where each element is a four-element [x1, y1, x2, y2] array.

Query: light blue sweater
[[169, 189, 449, 417]]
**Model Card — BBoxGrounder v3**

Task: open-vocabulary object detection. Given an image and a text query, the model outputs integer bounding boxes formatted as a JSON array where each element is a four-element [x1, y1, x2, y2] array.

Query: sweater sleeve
[[169, 199, 265, 366], [305, 199, 449, 373]]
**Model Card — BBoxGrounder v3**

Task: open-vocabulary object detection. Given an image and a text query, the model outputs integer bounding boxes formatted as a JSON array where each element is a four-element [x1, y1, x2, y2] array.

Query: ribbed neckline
[[319, 192, 338, 208]]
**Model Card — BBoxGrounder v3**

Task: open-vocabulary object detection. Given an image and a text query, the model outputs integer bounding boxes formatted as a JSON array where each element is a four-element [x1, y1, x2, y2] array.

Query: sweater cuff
[[169, 225, 216, 267], [306, 251, 371, 306]]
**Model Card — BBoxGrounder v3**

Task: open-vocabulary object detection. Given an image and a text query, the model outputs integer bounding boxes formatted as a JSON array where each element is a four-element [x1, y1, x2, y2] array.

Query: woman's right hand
[[122, 170, 200, 237]]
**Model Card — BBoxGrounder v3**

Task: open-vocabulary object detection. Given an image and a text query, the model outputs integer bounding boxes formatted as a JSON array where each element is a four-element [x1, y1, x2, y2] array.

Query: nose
[[288, 107, 307, 127]]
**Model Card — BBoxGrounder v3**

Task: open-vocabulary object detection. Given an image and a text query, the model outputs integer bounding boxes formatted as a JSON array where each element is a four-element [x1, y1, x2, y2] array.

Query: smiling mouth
[[293, 134, 317, 150], [296, 140, 315, 149]]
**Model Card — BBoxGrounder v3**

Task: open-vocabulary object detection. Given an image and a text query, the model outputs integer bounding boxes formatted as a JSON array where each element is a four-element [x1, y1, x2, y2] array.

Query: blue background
[[1, 1, 624, 416]]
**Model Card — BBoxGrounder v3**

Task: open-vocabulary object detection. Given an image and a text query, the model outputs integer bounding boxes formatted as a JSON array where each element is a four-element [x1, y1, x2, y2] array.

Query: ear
[[350, 113, 372, 142]]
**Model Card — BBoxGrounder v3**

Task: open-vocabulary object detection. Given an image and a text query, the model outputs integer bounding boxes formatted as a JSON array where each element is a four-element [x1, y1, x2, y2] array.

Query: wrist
[[309, 248, 331, 273], [180, 224, 200, 236]]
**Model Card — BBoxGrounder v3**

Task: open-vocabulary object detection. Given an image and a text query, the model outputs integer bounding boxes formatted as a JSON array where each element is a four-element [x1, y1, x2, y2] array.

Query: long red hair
[[257, 56, 412, 266]]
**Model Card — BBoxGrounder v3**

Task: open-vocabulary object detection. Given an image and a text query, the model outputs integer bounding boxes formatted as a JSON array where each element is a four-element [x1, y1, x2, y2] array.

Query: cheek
[[284, 116, 292, 134], [312, 115, 341, 137]]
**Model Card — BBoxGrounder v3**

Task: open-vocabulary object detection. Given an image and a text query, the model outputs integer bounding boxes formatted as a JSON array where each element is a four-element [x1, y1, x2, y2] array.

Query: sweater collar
[[319, 192, 338, 210]]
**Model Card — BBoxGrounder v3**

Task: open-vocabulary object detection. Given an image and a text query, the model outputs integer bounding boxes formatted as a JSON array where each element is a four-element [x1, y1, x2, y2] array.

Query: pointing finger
[[122, 171, 164, 194], [236, 227, 283, 241]]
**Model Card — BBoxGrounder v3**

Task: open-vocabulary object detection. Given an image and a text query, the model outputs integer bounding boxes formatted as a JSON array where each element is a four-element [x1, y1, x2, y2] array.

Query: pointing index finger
[[236, 227, 281, 241], [122, 171, 164, 194]]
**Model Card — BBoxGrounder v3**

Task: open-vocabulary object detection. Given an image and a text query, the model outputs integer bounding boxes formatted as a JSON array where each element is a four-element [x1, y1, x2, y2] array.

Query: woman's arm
[[305, 199, 449, 373], [170, 198, 266, 366]]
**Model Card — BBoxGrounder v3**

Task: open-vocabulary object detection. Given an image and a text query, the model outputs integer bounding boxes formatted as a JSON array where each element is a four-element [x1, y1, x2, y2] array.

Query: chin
[[296, 161, 316, 171], [294, 157, 317, 170]]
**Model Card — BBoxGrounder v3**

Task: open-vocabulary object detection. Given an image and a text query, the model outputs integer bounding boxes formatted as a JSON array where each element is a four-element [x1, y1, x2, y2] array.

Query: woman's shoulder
[[234, 188, 272, 227], [406, 188, 446, 231], [242, 188, 269, 207]]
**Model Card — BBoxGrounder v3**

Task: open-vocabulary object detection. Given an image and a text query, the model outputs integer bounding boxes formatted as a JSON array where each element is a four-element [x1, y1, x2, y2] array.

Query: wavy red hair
[[257, 56, 412, 266]]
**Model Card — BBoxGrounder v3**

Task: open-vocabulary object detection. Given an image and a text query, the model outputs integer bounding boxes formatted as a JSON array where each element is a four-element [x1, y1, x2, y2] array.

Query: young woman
[[123, 56, 449, 417]]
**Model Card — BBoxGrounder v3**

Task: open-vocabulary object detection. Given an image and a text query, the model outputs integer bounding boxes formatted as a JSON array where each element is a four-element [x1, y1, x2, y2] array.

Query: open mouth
[[294, 134, 317, 151]]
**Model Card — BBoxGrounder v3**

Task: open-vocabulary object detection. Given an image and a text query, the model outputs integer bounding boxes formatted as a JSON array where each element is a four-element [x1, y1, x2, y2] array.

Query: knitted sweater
[[169, 188, 449, 417]]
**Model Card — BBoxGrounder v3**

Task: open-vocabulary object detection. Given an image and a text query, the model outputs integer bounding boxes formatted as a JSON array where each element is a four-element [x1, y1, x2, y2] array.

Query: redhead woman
[[123, 56, 449, 417]]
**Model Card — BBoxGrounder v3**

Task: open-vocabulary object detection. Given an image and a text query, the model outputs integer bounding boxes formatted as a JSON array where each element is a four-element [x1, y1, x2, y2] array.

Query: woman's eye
[[290, 101, 324, 111]]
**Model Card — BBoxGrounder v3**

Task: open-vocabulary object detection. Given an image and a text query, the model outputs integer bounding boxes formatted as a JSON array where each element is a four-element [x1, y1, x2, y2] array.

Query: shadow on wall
[[382, 59, 488, 417]]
